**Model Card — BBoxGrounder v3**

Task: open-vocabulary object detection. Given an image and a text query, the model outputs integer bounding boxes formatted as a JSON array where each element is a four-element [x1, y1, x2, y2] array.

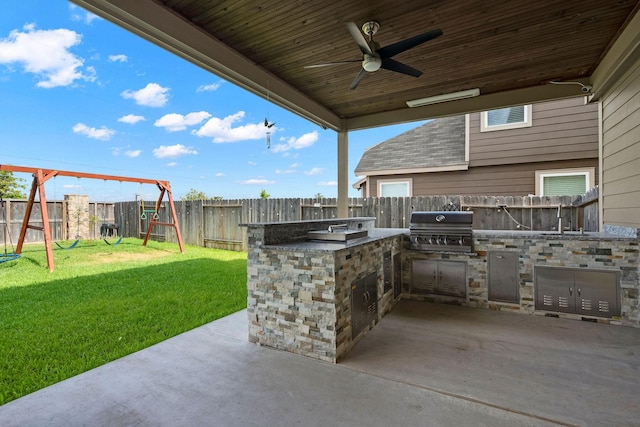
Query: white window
[[535, 168, 595, 196], [481, 105, 532, 132], [378, 179, 412, 197]]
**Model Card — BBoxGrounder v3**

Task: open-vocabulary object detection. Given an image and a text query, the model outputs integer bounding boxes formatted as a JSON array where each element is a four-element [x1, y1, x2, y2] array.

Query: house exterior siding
[[469, 97, 599, 167], [366, 159, 598, 197], [601, 55, 640, 229], [357, 98, 601, 198]]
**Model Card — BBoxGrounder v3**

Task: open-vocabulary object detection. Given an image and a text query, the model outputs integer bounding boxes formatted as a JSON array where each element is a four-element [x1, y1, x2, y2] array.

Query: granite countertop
[[263, 228, 407, 252], [473, 230, 637, 241], [263, 228, 636, 253]]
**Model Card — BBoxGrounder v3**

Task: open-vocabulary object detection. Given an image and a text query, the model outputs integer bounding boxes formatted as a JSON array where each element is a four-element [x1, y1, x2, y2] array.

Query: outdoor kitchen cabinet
[[488, 251, 519, 303], [411, 260, 467, 298], [534, 266, 620, 318], [351, 272, 378, 339], [393, 253, 402, 299], [383, 251, 392, 293]]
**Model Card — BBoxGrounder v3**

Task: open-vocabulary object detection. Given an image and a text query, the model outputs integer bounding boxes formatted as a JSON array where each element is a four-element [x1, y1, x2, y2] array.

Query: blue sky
[[0, 0, 422, 202]]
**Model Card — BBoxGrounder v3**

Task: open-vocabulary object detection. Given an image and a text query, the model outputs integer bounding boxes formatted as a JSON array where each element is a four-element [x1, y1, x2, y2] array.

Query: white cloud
[[124, 150, 141, 157], [108, 54, 127, 62], [215, 172, 225, 177], [304, 167, 323, 176], [167, 162, 178, 167], [69, 5, 100, 24], [72, 122, 115, 141], [118, 114, 145, 124], [248, 161, 257, 166], [318, 181, 337, 186], [194, 111, 267, 143], [152, 144, 198, 158], [276, 162, 301, 173], [271, 131, 318, 153], [121, 83, 169, 107], [155, 111, 211, 132], [196, 82, 222, 92], [0, 24, 95, 88], [238, 178, 275, 185]]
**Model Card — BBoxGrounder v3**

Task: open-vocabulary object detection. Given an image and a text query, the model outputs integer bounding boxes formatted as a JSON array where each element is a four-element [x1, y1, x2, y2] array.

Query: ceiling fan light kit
[[406, 88, 481, 107], [362, 55, 381, 72]]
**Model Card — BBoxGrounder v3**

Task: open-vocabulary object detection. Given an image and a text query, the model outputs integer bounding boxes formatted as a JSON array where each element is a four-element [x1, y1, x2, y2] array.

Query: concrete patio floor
[[1, 300, 639, 426]]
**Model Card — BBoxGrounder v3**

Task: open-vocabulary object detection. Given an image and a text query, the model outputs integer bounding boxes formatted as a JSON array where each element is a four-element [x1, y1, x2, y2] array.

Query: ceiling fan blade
[[349, 68, 367, 90], [346, 22, 374, 56], [304, 60, 361, 69], [377, 29, 443, 59], [381, 58, 422, 77]]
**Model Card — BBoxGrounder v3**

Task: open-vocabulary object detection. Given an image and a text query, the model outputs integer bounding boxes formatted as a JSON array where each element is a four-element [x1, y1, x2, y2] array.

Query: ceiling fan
[[305, 21, 443, 90]]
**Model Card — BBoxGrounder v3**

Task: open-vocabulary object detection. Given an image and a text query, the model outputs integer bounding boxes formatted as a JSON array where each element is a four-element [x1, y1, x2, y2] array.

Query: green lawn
[[0, 238, 247, 405]]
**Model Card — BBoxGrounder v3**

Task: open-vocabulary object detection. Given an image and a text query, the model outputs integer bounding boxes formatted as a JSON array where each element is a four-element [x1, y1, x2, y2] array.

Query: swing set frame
[[0, 164, 185, 271]]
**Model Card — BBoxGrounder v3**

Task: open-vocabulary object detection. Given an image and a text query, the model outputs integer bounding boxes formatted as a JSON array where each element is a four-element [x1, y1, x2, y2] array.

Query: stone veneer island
[[244, 218, 404, 363], [245, 218, 639, 363]]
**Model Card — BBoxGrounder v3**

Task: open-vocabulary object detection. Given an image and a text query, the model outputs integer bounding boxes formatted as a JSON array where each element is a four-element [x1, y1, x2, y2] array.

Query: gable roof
[[354, 115, 466, 176]]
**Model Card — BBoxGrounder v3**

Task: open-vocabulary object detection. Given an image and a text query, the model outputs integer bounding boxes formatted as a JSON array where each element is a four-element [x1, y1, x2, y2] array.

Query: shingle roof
[[354, 115, 466, 175]]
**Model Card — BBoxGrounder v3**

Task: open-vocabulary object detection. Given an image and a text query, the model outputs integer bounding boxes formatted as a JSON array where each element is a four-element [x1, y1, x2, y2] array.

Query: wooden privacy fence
[[114, 191, 598, 251], [0, 199, 116, 246], [2, 191, 599, 250]]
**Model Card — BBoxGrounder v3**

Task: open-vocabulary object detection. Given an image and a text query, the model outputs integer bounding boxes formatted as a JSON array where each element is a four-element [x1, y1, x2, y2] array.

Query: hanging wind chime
[[264, 82, 275, 148], [264, 117, 275, 148]]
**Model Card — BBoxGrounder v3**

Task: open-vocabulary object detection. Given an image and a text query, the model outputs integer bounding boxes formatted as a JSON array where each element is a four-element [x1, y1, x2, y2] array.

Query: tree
[[259, 188, 270, 199], [314, 192, 324, 199], [182, 188, 209, 201], [0, 171, 27, 199]]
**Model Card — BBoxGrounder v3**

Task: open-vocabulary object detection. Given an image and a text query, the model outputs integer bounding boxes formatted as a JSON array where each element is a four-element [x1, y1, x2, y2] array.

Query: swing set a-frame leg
[[17, 169, 56, 271], [142, 183, 184, 253]]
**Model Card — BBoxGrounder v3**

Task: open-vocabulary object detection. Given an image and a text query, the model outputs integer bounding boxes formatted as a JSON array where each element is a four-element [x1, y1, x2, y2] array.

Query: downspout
[[464, 114, 470, 165], [598, 100, 603, 232]]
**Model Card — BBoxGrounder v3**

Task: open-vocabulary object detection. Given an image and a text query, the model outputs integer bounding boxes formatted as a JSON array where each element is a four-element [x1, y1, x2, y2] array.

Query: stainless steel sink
[[307, 229, 368, 242]]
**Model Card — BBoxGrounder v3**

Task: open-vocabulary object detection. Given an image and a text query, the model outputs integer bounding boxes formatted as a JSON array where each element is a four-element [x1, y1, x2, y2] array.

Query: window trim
[[480, 105, 532, 132], [378, 178, 412, 197], [535, 167, 595, 196]]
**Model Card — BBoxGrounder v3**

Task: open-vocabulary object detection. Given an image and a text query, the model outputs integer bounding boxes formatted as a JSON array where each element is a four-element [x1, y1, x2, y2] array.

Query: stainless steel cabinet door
[[383, 251, 392, 293], [351, 272, 378, 339], [574, 270, 620, 317], [411, 260, 437, 294], [438, 261, 467, 298], [535, 267, 576, 313], [393, 253, 402, 299], [488, 251, 519, 303]]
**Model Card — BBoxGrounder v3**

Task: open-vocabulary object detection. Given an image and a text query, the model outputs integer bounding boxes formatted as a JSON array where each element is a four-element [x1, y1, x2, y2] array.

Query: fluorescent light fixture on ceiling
[[406, 88, 480, 107]]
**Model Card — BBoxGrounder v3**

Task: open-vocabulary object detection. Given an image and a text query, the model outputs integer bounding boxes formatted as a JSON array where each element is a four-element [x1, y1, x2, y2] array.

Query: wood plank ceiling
[[74, 0, 639, 130]]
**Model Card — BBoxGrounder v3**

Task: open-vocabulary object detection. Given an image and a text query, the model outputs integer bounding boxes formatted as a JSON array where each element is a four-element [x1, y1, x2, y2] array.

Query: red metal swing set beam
[[0, 164, 185, 271]]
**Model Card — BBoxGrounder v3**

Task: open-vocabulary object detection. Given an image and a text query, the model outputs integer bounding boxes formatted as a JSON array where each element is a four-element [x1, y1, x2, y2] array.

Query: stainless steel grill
[[409, 211, 474, 252]]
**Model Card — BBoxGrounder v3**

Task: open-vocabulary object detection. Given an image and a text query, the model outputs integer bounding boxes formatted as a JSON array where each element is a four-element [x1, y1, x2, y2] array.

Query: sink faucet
[[328, 224, 348, 232]]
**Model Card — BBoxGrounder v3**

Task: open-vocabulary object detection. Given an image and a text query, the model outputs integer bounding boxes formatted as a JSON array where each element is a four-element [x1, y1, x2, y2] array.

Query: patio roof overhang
[[69, 0, 640, 131], [69, 0, 640, 215]]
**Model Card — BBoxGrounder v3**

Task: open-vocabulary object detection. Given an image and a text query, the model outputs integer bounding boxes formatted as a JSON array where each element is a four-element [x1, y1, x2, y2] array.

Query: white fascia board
[[362, 164, 469, 176]]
